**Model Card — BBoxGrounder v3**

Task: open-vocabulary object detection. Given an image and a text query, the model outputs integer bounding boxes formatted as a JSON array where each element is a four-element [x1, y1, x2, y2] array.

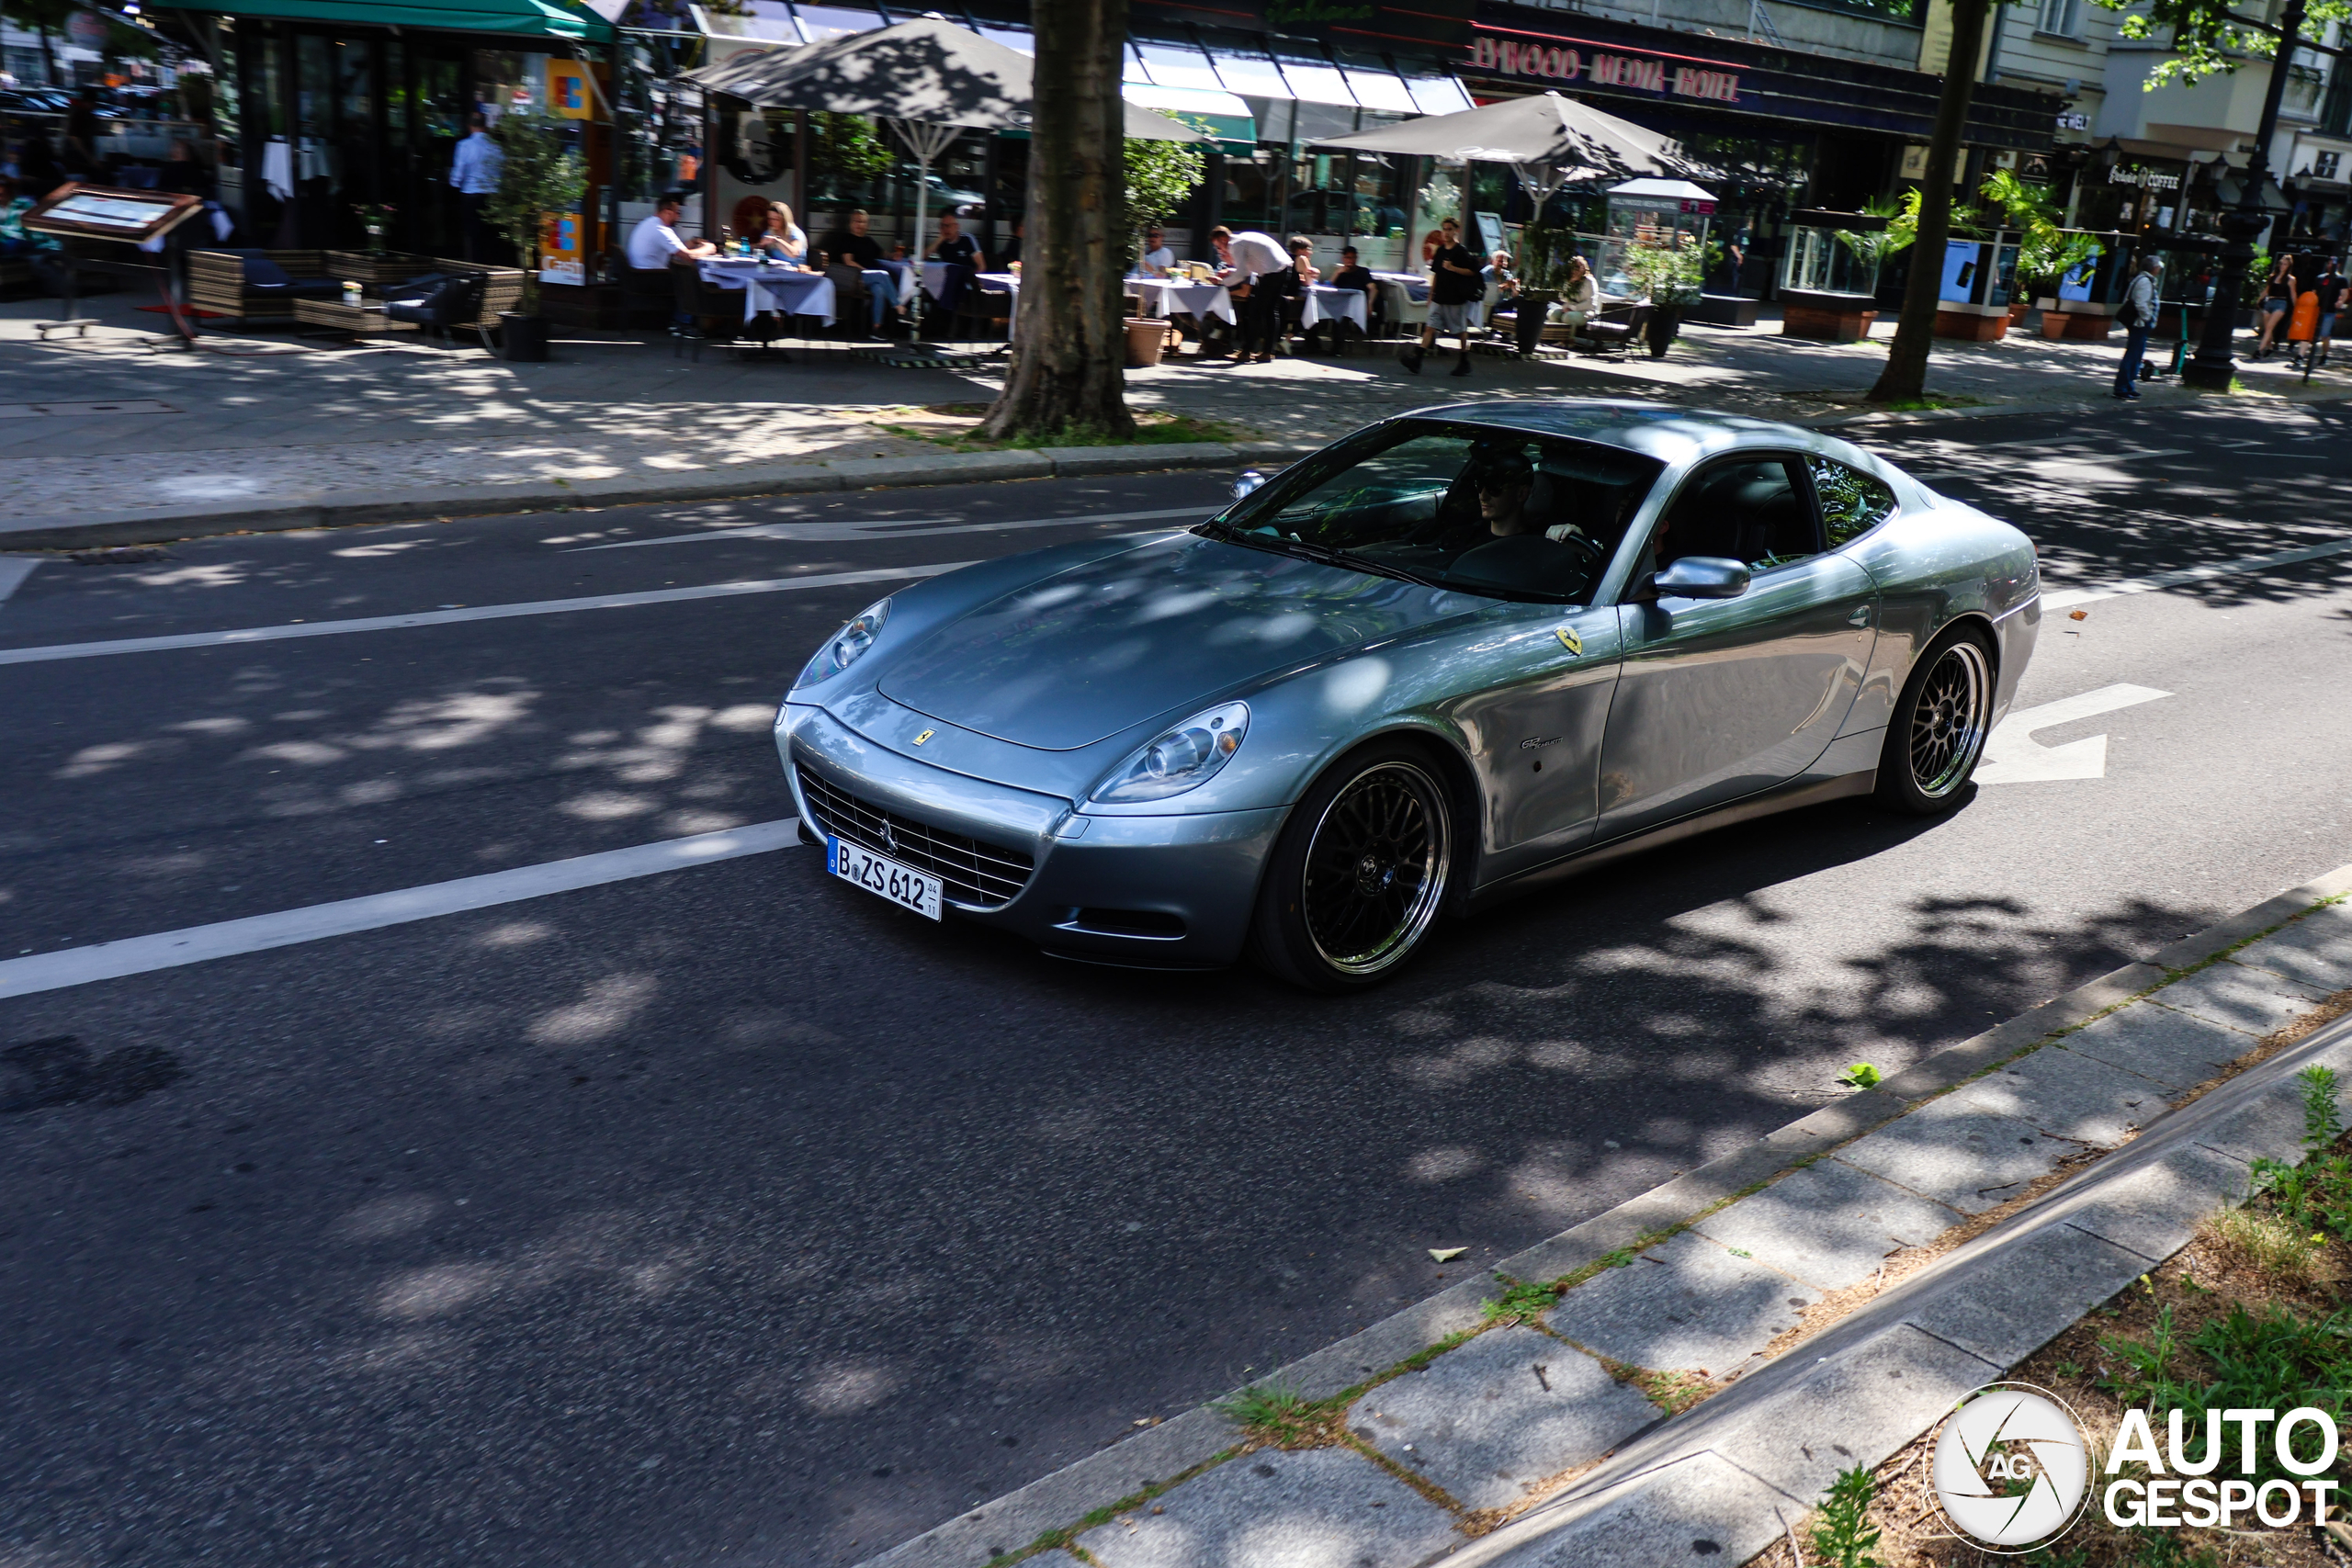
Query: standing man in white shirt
[[628, 190, 718, 335], [448, 113, 504, 262]]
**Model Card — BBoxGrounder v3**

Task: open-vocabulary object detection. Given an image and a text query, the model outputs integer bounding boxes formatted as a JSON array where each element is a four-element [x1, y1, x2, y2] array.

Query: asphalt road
[[4, 401, 2350, 1568]]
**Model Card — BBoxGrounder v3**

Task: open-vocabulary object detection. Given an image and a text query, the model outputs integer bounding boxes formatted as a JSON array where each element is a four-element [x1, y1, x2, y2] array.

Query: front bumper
[[778, 703, 1283, 967]]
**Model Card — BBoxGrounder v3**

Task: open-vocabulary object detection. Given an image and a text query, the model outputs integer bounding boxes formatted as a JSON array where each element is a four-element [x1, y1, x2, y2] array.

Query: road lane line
[[568, 504, 1214, 551], [1977, 683, 2171, 785], [0, 557, 38, 604], [0, 820, 807, 1000], [2041, 536, 2352, 611], [0, 562, 971, 667]]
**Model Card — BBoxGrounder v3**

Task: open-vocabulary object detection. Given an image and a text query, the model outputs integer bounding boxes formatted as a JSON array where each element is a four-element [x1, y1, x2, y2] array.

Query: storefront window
[[334, 39, 374, 208], [1222, 152, 1275, 229]]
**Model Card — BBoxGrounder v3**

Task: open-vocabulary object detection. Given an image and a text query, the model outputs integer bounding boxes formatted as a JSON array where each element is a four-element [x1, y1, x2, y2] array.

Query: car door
[[1455, 602, 1625, 882], [1595, 452, 1879, 841]]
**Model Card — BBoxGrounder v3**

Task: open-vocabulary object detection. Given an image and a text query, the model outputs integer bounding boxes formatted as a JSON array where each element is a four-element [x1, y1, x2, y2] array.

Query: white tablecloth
[[699, 259, 836, 325], [1300, 285, 1368, 333], [1126, 276, 1236, 324], [921, 262, 1019, 301]]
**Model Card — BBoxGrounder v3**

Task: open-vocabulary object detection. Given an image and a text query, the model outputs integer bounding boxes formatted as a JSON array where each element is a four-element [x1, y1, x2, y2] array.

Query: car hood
[[877, 533, 1471, 750]]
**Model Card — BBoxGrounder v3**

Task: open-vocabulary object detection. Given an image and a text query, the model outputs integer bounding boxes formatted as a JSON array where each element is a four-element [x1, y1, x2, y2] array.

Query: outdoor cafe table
[[920, 262, 1020, 321], [1298, 284, 1368, 333], [1126, 276, 1236, 324], [698, 258, 837, 325]]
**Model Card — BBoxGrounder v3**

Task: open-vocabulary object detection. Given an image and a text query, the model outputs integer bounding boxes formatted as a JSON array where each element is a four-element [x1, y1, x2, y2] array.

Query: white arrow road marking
[[567, 504, 1214, 551], [1975, 683, 2171, 785], [0, 819, 808, 1001], [0, 557, 39, 605], [0, 562, 970, 666], [2041, 536, 2352, 610]]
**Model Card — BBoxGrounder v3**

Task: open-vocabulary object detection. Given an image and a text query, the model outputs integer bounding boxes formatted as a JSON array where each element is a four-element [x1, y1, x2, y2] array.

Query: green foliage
[[1515, 222, 1576, 291], [1623, 234, 1706, 310], [2124, 1528, 2223, 1568], [1979, 168, 2101, 292], [2301, 1065, 2343, 1152], [485, 111, 585, 313], [1832, 194, 1917, 271], [809, 110, 892, 183], [1211, 1378, 1323, 1444], [1836, 1063, 1883, 1089], [1482, 1276, 1562, 1325], [1808, 1465, 1883, 1568], [2091, 0, 2351, 91], [1124, 118, 1208, 239], [2100, 1300, 2352, 1483]]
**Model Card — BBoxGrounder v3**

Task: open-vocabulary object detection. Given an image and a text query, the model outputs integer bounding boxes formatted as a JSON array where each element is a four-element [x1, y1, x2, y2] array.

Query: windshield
[[1204, 422, 1663, 604]]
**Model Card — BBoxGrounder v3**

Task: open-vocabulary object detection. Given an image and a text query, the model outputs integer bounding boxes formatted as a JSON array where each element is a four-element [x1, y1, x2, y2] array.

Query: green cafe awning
[[148, 0, 614, 41]]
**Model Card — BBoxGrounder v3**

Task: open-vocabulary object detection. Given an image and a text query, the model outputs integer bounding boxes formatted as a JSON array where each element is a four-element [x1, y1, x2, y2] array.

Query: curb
[[857, 861, 2352, 1567], [0, 440, 1317, 552]]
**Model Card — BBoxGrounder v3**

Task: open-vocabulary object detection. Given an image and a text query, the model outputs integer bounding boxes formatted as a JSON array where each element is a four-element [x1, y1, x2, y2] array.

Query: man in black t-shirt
[[925, 211, 985, 318], [818, 209, 905, 333], [1405, 217, 1486, 377]]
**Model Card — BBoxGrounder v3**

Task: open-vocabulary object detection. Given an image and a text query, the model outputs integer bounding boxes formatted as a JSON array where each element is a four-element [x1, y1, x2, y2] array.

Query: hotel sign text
[[1469, 34, 1741, 104]]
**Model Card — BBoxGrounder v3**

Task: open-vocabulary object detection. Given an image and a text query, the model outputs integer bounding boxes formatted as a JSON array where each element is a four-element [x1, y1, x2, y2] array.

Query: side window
[[1810, 457, 1898, 546], [1649, 457, 1820, 575]]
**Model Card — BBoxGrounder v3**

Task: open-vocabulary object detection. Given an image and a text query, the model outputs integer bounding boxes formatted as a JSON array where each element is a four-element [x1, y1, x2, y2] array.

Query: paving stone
[[1694, 1160, 1962, 1292], [1902, 1223, 2153, 1368], [2192, 1077, 2318, 1166], [1939, 1043, 2168, 1148], [2232, 906, 2352, 996], [1460, 1450, 1793, 1568], [1545, 1232, 1819, 1377], [2052, 1001, 2253, 1093], [1830, 1097, 2075, 1214], [1073, 1446, 1457, 1568], [1702, 1323, 2000, 1506], [1347, 1326, 1658, 1512], [2156, 961, 2334, 1038], [2055, 1141, 2249, 1262]]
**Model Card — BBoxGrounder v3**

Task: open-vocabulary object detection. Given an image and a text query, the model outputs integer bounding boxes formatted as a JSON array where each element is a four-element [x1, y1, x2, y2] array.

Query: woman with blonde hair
[[754, 200, 809, 266], [1557, 254, 1599, 335]]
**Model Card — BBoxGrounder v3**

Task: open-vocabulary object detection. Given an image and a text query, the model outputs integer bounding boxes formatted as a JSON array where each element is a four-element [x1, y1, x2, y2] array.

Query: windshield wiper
[[1329, 549, 1442, 587]]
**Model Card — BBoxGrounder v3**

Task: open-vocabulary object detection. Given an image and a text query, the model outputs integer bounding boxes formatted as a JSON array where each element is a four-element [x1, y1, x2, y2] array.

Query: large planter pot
[[2039, 309, 2073, 339], [1780, 288, 1878, 343], [1124, 316, 1178, 367], [501, 311, 549, 362], [1515, 288, 1555, 357], [1645, 308, 1679, 358]]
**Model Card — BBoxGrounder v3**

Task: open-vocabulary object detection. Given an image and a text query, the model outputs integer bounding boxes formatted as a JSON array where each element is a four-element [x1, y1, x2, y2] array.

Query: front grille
[[797, 766, 1036, 909]]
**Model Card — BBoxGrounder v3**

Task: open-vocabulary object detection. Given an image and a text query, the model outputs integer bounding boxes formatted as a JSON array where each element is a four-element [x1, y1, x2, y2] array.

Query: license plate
[[827, 836, 943, 920]]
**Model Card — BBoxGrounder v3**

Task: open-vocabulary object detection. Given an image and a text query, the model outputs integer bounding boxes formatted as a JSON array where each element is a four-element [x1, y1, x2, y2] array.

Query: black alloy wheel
[[1876, 626, 1996, 815], [1250, 742, 1453, 991]]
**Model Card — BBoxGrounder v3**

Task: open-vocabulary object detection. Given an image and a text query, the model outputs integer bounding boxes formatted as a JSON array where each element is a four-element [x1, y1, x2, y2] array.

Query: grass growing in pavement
[[1481, 1275, 1564, 1325], [876, 403, 1240, 453], [1210, 1378, 1337, 1449], [1808, 1466, 1883, 1568]]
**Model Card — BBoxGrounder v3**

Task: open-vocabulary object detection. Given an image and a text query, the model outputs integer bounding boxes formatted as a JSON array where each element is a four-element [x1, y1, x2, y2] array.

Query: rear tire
[[1876, 624, 1996, 816], [1250, 741, 1455, 992]]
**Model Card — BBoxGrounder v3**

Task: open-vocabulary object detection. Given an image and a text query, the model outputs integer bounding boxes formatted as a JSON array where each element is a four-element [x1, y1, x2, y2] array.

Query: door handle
[[1848, 605, 1871, 627]]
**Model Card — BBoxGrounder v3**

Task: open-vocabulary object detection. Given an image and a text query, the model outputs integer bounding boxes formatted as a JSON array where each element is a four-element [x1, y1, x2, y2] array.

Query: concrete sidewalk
[[861, 866, 2352, 1568], [6, 288, 2347, 547]]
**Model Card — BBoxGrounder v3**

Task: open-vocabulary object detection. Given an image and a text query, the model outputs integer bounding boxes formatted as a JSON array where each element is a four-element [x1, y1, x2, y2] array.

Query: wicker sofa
[[187, 249, 341, 323]]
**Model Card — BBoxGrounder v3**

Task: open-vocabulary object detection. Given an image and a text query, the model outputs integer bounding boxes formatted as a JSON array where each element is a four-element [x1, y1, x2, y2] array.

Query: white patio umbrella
[[689, 17, 1204, 263], [1312, 89, 1703, 212]]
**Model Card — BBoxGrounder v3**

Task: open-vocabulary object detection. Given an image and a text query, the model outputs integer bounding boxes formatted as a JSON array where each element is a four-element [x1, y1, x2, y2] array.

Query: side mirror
[[1231, 469, 1266, 502], [1651, 556, 1751, 600]]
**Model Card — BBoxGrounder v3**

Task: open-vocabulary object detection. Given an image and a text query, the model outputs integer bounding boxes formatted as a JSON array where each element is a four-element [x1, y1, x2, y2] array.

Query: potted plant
[[1510, 220, 1576, 357], [1623, 233, 1706, 358], [351, 201, 397, 255], [484, 110, 586, 363]]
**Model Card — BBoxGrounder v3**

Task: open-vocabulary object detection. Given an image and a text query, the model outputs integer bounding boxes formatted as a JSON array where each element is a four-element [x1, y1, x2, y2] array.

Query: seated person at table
[[1329, 245, 1373, 296], [628, 191, 717, 335], [1304, 243, 1374, 354], [1139, 225, 1175, 276], [926, 210, 985, 313], [819, 208, 907, 327], [753, 200, 809, 265], [1277, 234, 1318, 346]]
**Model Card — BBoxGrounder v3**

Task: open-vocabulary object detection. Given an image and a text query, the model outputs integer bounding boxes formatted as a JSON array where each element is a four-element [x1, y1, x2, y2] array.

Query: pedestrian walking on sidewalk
[[2256, 252, 2296, 358], [1404, 218, 1485, 377], [2112, 255, 2159, 401]]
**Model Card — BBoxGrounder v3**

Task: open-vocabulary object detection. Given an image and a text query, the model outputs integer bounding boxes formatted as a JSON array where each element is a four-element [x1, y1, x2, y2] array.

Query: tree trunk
[[1869, 0, 1990, 403], [979, 0, 1134, 441]]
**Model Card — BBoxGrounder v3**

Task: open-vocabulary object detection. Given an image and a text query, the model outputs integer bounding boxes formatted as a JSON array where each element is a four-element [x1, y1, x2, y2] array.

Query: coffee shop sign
[[2109, 165, 2183, 191], [1469, 34, 1742, 104]]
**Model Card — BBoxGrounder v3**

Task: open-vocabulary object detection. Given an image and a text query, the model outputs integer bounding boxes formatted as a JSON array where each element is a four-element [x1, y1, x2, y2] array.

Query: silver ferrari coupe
[[775, 402, 2039, 989]]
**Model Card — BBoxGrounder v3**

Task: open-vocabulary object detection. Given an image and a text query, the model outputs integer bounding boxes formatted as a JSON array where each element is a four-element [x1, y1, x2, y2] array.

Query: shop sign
[[1468, 33, 1740, 104], [2057, 110, 2089, 130], [2109, 165, 2182, 191], [547, 60, 594, 121], [66, 10, 107, 45]]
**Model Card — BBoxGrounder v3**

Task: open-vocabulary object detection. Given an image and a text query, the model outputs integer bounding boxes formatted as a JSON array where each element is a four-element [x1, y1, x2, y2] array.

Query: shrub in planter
[[485, 111, 586, 362]]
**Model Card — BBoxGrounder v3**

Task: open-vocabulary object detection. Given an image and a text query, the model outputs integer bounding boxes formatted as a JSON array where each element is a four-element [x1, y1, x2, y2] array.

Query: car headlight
[[1091, 701, 1250, 804], [797, 596, 891, 687]]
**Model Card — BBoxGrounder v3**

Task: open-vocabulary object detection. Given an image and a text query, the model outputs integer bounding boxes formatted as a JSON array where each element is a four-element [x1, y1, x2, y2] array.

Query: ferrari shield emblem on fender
[[913, 728, 935, 745], [1555, 626, 1582, 657]]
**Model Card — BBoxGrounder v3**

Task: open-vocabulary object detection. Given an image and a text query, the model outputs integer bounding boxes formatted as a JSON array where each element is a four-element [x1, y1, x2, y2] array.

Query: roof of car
[[1403, 400, 1827, 468]]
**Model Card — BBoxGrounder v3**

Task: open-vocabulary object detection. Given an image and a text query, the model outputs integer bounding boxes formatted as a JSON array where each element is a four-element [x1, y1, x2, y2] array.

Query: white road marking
[[2041, 536, 2352, 611], [0, 557, 39, 604], [568, 504, 1214, 551], [0, 562, 970, 667], [0, 819, 807, 1001], [1976, 683, 2171, 785]]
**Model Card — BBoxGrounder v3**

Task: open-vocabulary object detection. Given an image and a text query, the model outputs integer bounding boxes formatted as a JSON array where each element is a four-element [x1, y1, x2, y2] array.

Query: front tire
[[1250, 742, 1454, 992], [1876, 625, 1996, 815]]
